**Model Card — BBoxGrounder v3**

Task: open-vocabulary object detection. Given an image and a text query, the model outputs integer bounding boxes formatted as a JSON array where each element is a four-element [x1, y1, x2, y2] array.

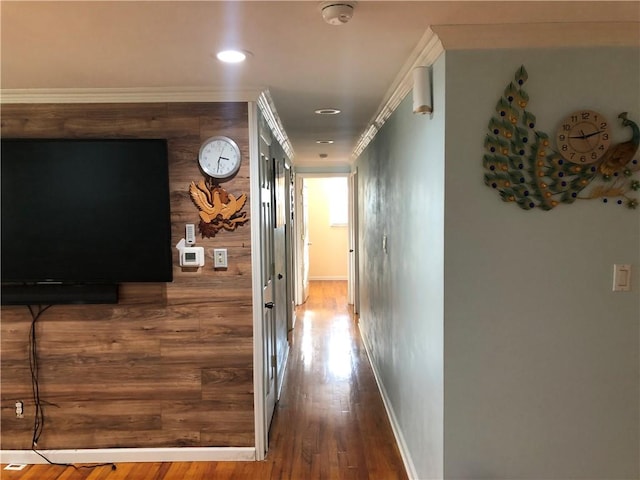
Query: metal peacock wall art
[[483, 66, 639, 210]]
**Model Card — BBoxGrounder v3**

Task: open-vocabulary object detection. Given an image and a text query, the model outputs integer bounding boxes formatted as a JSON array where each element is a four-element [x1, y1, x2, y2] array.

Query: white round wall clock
[[198, 136, 242, 179]]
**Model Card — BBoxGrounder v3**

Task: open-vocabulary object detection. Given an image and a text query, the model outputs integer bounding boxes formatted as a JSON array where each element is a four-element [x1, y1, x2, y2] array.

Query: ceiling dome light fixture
[[319, 1, 355, 26], [216, 49, 248, 63], [316, 140, 334, 144], [314, 108, 341, 115]]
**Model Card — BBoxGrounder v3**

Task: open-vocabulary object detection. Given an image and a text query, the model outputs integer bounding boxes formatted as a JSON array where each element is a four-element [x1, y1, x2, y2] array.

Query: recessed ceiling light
[[316, 140, 334, 144], [216, 50, 248, 63], [315, 108, 341, 115]]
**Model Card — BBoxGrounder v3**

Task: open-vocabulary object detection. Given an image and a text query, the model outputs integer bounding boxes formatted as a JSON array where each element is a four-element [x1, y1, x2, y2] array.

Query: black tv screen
[[1, 139, 173, 304]]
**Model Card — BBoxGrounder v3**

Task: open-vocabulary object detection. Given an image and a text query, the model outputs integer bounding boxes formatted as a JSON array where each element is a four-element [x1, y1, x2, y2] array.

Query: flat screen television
[[1, 138, 173, 305]]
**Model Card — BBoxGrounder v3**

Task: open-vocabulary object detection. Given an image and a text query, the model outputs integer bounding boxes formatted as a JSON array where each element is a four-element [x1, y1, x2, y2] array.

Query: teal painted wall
[[443, 47, 639, 479], [357, 53, 446, 479], [356, 47, 639, 479]]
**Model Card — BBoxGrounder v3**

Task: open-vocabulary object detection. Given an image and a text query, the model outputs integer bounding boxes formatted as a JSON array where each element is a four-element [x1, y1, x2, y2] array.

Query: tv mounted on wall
[[1, 138, 173, 305]]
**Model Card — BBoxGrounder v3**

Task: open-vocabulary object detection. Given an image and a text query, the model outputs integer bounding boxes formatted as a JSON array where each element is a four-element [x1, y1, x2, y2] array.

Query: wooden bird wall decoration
[[483, 66, 639, 210], [189, 178, 248, 237]]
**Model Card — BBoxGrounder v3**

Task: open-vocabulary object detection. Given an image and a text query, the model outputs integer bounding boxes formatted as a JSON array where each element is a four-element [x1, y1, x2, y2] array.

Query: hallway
[[3, 281, 407, 480], [266, 280, 408, 479]]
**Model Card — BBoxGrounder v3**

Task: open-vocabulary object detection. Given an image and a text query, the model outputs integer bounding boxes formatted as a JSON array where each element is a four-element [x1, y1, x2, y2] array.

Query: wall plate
[[612, 264, 631, 292]]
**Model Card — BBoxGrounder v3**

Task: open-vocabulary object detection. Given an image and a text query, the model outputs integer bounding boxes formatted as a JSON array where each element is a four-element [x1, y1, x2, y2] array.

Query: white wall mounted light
[[412, 66, 432, 114]]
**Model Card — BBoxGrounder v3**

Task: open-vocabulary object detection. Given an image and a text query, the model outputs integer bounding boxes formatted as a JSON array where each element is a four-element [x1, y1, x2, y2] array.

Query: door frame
[[293, 172, 357, 306], [249, 102, 267, 460], [348, 169, 359, 313], [293, 176, 309, 305]]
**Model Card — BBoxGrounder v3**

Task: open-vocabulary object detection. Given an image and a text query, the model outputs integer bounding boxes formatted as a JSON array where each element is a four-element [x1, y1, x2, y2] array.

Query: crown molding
[[257, 90, 295, 161], [0, 84, 294, 159], [433, 22, 640, 50], [0, 86, 264, 104], [351, 28, 444, 160], [349, 21, 639, 162]]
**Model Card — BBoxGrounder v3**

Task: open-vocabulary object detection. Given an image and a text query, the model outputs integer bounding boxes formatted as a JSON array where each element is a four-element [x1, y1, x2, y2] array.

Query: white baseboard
[[358, 321, 418, 480], [308, 276, 347, 281], [0, 447, 255, 465], [276, 342, 290, 401]]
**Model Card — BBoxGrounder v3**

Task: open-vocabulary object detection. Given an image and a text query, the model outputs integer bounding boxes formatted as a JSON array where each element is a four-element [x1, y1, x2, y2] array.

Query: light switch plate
[[612, 264, 631, 292], [214, 248, 228, 269]]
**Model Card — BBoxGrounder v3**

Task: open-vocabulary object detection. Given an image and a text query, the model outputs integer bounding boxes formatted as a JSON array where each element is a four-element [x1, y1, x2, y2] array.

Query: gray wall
[[356, 47, 639, 479], [357, 54, 447, 479], [443, 48, 639, 479]]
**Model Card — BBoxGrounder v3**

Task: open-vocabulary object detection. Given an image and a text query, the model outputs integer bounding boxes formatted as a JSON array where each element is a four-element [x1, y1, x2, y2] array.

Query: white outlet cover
[[4, 464, 27, 471]]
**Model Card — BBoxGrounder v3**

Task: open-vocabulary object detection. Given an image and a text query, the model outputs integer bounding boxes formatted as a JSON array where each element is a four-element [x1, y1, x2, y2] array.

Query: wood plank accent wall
[[0, 102, 255, 450]]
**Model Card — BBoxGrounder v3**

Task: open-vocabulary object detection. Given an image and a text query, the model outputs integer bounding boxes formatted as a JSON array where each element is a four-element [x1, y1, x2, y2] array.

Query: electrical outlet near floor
[[15, 400, 24, 418]]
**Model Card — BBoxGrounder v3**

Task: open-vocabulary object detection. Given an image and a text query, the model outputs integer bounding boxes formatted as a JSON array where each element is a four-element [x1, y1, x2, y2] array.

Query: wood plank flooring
[[1, 281, 407, 480]]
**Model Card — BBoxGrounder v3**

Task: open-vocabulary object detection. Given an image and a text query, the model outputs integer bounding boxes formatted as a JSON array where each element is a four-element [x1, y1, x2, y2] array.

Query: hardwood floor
[[1, 281, 407, 480]]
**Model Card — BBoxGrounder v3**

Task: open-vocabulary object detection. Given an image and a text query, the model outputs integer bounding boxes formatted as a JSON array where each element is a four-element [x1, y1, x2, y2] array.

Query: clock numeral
[[598, 144, 605, 151], [558, 134, 566, 141], [600, 122, 607, 130], [561, 144, 568, 151], [570, 152, 575, 159], [602, 133, 609, 140], [563, 124, 571, 131], [591, 152, 598, 159], [581, 112, 590, 120], [571, 116, 578, 123], [580, 155, 586, 163]]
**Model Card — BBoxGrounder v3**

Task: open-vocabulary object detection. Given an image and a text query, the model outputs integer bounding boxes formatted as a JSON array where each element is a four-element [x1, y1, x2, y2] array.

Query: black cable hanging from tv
[[26, 305, 116, 472]]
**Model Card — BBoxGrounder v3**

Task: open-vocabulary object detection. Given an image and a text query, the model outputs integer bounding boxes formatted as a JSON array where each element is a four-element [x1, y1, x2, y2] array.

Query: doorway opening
[[294, 174, 357, 311]]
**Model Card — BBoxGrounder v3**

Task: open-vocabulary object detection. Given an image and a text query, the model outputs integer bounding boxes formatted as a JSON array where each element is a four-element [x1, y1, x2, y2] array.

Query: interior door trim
[[248, 102, 267, 460]]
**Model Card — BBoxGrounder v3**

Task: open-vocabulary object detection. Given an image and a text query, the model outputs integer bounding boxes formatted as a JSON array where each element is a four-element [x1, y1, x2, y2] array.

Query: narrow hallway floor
[[265, 280, 408, 479]]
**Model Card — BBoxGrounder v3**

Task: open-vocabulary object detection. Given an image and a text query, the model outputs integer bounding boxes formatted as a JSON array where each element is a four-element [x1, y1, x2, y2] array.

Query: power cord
[[26, 304, 116, 472]]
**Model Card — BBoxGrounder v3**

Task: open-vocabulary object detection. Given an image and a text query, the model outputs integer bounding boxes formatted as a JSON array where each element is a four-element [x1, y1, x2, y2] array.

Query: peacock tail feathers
[[483, 65, 639, 210]]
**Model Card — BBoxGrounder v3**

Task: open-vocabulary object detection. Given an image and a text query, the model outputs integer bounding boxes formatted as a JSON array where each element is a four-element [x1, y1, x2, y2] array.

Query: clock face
[[556, 109, 611, 164], [198, 136, 241, 179]]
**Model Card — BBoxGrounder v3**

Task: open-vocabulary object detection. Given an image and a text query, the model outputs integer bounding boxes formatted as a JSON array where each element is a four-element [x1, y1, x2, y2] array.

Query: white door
[[259, 143, 276, 435], [348, 170, 359, 311], [295, 178, 310, 305], [273, 152, 289, 399], [301, 180, 310, 302]]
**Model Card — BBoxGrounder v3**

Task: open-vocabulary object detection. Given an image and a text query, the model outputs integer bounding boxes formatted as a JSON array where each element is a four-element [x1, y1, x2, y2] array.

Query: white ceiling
[[2, 1, 639, 169]]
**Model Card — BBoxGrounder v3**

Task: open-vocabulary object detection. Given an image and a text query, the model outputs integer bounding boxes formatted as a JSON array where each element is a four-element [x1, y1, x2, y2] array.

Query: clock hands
[[216, 156, 230, 173], [569, 129, 602, 140], [216, 143, 229, 173]]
